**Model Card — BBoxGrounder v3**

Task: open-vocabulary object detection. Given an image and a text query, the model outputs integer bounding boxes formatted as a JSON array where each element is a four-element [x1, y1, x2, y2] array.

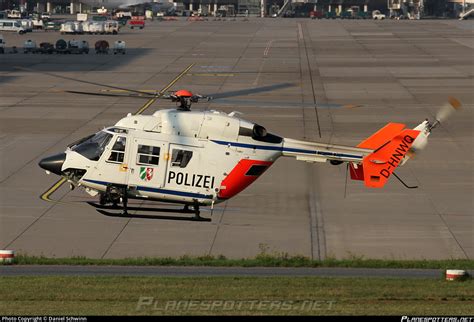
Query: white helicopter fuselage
[[61, 109, 285, 206], [44, 105, 434, 210], [58, 107, 375, 206]]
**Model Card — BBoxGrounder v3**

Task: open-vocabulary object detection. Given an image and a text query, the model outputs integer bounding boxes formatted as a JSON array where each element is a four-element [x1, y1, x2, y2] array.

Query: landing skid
[[88, 202, 211, 222]]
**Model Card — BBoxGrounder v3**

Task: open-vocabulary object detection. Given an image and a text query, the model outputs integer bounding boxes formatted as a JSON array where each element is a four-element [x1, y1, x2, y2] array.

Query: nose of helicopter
[[39, 153, 66, 175]]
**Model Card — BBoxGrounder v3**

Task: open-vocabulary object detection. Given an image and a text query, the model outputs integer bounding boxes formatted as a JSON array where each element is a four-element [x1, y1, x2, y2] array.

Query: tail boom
[[283, 123, 421, 189]]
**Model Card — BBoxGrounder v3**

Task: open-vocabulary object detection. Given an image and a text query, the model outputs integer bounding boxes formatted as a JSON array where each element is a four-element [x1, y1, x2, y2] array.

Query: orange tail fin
[[351, 123, 420, 188]]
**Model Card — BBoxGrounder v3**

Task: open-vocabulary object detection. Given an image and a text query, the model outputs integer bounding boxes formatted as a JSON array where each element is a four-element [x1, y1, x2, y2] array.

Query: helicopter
[[35, 69, 462, 219]]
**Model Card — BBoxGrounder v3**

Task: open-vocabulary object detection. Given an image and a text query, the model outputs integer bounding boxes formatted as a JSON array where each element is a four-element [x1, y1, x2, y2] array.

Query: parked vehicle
[[88, 21, 105, 34], [23, 39, 37, 53], [38, 42, 54, 54], [104, 20, 119, 34], [59, 21, 84, 34], [68, 39, 89, 54], [372, 10, 386, 19], [340, 10, 353, 19], [113, 40, 126, 54], [55, 39, 69, 53], [310, 11, 324, 19], [325, 11, 337, 19], [60, 22, 76, 34], [19, 19, 34, 32], [95, 40, 109, 54], [45, 20, 61, 31], [0, 19, 26, 34], [82, 21, 91, 33], [41, 12, 51, 20], [128, 19, 145, 29], [73, 21, 83, 33], [0, 34, 5, 54], [32, 18, 44, 29], [8, 10, 21, 19]]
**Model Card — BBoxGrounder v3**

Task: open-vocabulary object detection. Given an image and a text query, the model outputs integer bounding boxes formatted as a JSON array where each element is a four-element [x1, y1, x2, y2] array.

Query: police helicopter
[[35, 69, 462, 220]]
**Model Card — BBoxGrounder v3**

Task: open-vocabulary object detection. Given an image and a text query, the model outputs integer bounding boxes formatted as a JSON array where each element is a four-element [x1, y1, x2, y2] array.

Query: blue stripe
[[83, 179, 213, 200], [211, 140, 282, 151], [211, 140, 363, 160]]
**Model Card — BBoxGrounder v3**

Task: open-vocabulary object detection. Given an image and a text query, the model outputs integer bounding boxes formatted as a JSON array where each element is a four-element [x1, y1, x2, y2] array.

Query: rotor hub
[[174, 89, 193, 98]]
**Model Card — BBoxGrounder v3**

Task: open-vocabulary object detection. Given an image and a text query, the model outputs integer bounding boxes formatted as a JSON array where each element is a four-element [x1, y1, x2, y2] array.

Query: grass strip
[[7, 254, 474, 269], [0, 276, 472, 315]]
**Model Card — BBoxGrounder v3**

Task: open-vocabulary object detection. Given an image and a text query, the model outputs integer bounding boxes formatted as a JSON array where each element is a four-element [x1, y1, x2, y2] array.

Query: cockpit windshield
[[71, 131, 113, 161]]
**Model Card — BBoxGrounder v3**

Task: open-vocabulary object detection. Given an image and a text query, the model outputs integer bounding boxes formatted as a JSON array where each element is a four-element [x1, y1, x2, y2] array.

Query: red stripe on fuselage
[[217, 159, 273, 200]]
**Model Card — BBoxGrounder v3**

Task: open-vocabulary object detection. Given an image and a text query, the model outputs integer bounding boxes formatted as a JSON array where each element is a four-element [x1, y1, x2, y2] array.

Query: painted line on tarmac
[[39, 177, 67, 204]]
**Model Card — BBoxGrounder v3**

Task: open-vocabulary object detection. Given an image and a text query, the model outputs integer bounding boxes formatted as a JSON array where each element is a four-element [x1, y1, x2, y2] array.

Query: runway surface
[[1, 265, 466, 278], [0, 18, 472, 260]]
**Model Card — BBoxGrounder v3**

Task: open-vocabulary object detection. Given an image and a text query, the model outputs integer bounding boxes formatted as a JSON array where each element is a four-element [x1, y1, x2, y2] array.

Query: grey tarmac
[[2, 265, 470, 278], [0, 18, 472, 261]]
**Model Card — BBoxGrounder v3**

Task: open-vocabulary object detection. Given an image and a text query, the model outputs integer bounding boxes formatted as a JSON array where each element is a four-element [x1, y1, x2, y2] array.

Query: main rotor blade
[[15, 66, 156, 97], [207, 83, 295, 100], [211, 98, 361, 109], [64, 90, 154, 99]]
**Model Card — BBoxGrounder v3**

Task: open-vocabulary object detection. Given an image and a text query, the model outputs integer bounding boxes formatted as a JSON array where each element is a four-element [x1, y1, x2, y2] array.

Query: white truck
[[32, 18, 44, 29], [88, 21, 105, 34], [60, 22, 76, 34]]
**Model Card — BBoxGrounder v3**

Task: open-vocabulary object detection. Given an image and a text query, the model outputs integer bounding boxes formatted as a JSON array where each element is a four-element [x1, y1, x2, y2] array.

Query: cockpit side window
[[171, 149, 193, 168], [107, 136, 127, 163]]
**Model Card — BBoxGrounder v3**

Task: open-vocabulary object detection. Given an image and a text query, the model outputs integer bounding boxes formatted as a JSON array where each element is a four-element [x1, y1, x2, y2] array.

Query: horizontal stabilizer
[[357, 123, 406, 149]]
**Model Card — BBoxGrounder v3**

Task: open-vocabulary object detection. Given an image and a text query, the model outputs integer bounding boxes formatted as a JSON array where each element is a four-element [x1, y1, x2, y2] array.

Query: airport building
[[0, 0, 471, 16]]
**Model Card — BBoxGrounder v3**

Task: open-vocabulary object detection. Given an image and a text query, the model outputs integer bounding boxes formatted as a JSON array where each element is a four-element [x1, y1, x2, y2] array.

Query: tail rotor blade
[[436, 96, 462, 123]]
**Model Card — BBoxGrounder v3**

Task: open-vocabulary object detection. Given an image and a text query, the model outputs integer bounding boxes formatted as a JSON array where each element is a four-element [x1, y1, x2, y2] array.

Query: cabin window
[[171, 149, 193, 168], [137, 144, 160, 166], [107, 136, 126, 163]]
